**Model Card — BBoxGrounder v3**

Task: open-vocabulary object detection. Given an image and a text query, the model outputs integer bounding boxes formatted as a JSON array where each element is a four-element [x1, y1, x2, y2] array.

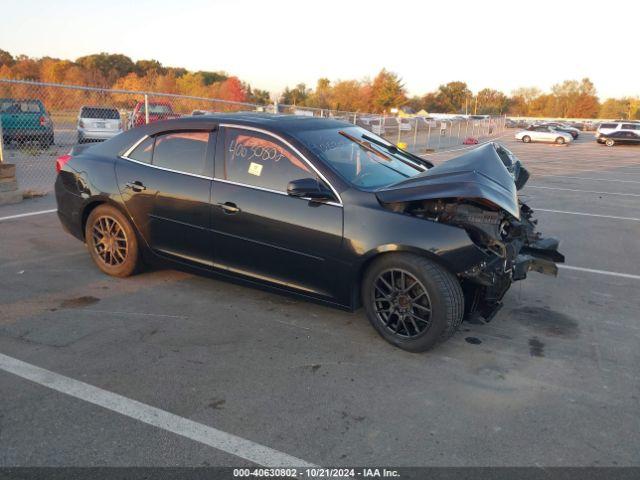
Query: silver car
[[515, 125, 573, 144], [77, 106, 122, 143]]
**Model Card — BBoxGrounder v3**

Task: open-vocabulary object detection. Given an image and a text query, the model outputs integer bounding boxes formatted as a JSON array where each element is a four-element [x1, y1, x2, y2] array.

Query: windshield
[[295, 126, 427, 189]]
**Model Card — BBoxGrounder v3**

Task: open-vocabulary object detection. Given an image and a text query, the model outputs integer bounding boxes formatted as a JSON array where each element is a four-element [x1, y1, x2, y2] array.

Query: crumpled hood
[[375, 143, 521, 219]]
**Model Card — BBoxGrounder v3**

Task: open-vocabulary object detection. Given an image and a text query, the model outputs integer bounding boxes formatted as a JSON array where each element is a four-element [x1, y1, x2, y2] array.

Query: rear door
[[115, 128, 216, 266], [210, 125, 344, 300]]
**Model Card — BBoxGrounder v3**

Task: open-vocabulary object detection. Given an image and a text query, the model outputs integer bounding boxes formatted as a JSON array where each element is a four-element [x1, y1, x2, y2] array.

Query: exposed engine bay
[[377, 142, 564, 322]]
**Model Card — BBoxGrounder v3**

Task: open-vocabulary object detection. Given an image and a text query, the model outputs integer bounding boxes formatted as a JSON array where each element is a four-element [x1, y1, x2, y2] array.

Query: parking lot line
[[526, 185, 640, 197], [0, 353, 316, 468], [535, 208, 640, 222], [0, 209, 57, 222], [559, 265, 640, 281], [537, 174, 640, 184]]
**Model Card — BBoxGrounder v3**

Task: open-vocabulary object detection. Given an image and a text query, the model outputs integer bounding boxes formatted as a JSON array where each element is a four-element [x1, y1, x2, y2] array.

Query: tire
[[605, 139, 615, 147], [555, 137, 565, 145], [362, 253, 464, 353], [85, 204, 140, 277], [522, 135, 531, 143]]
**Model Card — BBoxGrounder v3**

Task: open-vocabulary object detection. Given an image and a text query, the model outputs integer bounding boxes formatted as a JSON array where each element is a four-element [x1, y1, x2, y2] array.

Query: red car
[[128, 101, 180, 128], [463, 137, 479, 145]]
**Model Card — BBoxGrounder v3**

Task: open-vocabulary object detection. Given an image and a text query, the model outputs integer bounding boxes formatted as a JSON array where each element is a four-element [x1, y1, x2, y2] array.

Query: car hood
[[375, 143, 521, 219]]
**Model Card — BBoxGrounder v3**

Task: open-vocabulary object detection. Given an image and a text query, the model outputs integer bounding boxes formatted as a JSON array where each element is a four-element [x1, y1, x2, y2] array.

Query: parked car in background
[[597, 131, 640, 147], [398, 118, 412, 132], [54, 113, 563, 353], [0, 98, 54, 147], [128, 101, 180, 128], [541, 122, 580, 139], [77, 106, 122, 143], [515, 125, 573, 144], [596, 121, 640, 139]]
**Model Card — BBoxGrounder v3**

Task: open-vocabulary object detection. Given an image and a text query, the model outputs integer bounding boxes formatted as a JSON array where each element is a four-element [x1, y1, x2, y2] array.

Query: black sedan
[[55, 114, 563, 352], [597, 130, 640, 147]]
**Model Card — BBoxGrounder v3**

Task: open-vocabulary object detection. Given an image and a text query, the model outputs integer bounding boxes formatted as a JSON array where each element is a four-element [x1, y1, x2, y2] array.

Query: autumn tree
[[370, 69, 406, 113]]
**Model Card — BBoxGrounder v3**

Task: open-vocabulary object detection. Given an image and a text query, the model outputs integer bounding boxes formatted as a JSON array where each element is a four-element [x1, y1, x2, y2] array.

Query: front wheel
[[362, 253, 464, 353], [85, 204, 141, 277], [555, 137, 565, 144], [605, 139, 615, 147], [522, 135, 531, 143]]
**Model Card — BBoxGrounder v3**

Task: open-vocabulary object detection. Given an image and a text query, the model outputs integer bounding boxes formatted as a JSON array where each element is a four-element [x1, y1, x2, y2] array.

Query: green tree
[[281, 83, 310, 105], [432, 81, 471, 113], [135, 59, 166, 76], [75, 53, 135, 84], [476, 88, 510, 115], [0, 49, 14, 67]]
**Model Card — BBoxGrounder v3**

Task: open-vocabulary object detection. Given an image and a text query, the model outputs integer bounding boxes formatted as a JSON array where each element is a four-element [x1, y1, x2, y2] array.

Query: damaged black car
[[55, 114, 563, 352]]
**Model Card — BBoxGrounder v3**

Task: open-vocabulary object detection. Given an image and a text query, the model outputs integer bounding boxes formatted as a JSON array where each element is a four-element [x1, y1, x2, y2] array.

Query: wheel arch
[[351, 245, 459, 310], [80, 197, 131, 242]]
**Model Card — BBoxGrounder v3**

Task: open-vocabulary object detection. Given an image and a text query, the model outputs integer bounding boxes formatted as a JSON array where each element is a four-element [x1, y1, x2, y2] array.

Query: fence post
[[413, 119, 418, 149], [427, 124, 431, 150], [353, 112, 357, 125], [0, 120, 4, 164], [144, 94, 149, 125], [396, 117, 401, 145]]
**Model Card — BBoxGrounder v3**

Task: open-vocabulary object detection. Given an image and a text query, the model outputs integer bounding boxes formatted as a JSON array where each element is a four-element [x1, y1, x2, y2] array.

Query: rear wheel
[[522, 135, 531, 143], [362, 253, 464, 353], [555, 137, 565, 144], [605, 139, 615, 147], [85, 204, 140, 277]]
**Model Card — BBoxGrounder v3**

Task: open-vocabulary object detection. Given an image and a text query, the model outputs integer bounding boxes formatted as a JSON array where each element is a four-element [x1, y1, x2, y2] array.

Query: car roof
[[201, 112, 352, 130], [87, 112, 355, 158]]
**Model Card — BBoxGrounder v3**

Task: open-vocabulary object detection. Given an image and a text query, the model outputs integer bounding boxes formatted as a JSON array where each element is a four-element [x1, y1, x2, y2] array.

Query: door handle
[[125, 181, 146, 192], [218, 202, 240, 214]]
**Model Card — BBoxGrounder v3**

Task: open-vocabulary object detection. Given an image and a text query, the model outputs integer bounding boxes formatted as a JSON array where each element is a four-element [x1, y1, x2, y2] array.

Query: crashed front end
[[377, 143, 564, 323]]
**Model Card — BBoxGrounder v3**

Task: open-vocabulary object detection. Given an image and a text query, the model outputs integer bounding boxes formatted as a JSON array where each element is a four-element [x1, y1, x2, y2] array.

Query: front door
[[116, 129, 215, 266], [211, 126, 344, 300]]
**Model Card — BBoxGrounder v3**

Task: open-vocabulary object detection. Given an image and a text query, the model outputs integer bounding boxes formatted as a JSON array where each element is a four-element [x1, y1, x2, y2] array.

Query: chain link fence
[[0, 79, 506, 195]]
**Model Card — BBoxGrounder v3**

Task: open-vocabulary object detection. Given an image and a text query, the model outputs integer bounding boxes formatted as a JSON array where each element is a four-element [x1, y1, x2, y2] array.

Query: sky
[[1, 0, 638, 99]]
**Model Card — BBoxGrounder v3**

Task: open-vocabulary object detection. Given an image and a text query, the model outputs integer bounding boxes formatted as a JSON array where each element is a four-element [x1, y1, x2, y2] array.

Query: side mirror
[[286, 178, 333, 201]]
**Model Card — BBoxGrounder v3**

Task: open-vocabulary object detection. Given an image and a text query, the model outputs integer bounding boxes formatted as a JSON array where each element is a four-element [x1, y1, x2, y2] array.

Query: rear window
[[621, 124, 640, 130], [80, 107, 120, 119], [0, 100, 43, 113], [143, 104, 173, 115], [152, 131, 209, 176], [599, 123, 618, 129]]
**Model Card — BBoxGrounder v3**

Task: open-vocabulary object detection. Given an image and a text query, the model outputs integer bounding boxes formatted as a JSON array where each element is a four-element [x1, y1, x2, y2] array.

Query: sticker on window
[[248, 162, 263, 176]]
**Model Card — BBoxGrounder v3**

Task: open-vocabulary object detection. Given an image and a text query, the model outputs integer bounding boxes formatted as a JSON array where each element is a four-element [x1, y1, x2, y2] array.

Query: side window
[[152, 131, 209, 176], [222, 128, 314, 192], [128, 137, 154, 164]]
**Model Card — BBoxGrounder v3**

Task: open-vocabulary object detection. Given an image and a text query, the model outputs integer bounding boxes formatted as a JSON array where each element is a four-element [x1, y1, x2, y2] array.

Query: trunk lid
[[375, 143, 521, 219]]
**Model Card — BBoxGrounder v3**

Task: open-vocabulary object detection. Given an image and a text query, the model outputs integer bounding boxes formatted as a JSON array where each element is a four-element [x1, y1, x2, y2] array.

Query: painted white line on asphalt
[[0, 353, 315, 467], [0, 209, 56, 222], [526, 186, 640, 197], [537, 174, 640, 184], [559, 265, 640, 281], [535, 208, 640, 222]]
